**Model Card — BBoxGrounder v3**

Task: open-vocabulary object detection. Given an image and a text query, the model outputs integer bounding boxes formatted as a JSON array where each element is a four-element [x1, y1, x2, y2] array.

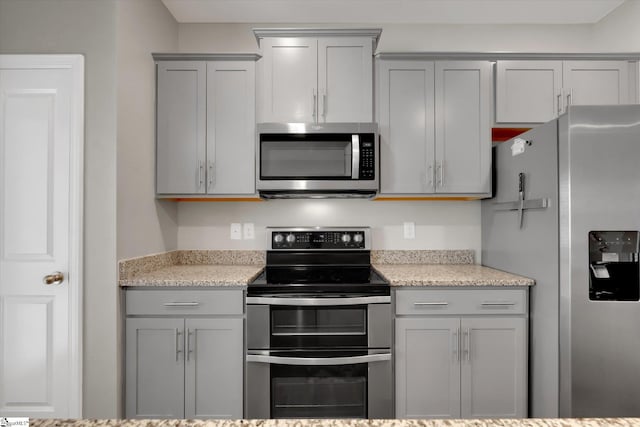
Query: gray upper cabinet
[[125, 289, 244, 419], [156, 61, 206, 194], [155, 54, 258, 197], [255, 29, 380, 123], [377, 58, 491, 196], [496, 59, 633, 123]]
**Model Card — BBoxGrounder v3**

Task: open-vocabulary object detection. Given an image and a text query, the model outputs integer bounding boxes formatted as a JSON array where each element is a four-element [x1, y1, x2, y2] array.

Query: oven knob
[[286, 233, 296, 243], [274, 233, 284, 244], [341, 233, 352, 243], [353, 234, 364, 243]]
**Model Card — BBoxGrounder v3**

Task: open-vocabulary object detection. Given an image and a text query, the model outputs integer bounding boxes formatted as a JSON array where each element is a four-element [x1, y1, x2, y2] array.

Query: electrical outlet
[[243, 223, 255, 240], [403, 222, 415, 239], [230, 223, 242, 240]]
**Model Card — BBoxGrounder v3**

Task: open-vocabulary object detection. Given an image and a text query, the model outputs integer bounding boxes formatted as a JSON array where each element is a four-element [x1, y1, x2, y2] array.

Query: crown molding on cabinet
[[152, 53, 261, 61], [376, 52, 640, 61], [252, 28, 383, 48]]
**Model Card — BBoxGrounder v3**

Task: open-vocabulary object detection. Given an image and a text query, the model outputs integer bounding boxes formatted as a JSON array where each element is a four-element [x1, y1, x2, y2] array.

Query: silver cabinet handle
[[247, 353, 391, 366], [175, 329, 183, 361], [463, 329, 470, 362], [208, 161, 215, 191], [187, 329, 194, 361], [197, 160, 204, 189], [453, 328, 460, 362], [322, 91, 327, 120], [163, 302, 200, 307], [43, 271, 64, 285], [351, 135, 360, 179], [246, 296, 390, 306], [436, 162, 443, 187], [566, 88, 573, 107], [557, 93, 562, 115], [312, 88, 317, 122], [481, 301, 516, 306], [427, 164, 433, 187], [413, 301, 449, 306]]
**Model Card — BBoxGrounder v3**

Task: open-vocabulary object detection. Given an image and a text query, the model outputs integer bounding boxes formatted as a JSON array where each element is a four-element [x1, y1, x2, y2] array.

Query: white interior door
[[0, 55, 83, 418]]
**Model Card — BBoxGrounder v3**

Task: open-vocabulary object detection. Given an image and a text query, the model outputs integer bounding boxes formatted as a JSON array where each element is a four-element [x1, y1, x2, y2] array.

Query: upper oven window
[[270, 306, 367, 348], [260, 134, 352, 179]]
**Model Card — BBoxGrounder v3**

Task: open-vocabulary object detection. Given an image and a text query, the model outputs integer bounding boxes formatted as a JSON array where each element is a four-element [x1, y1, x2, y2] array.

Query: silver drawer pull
[[163, 302, 200, 307], [481, 301, 516, 306], [414, 302, 449, 306]]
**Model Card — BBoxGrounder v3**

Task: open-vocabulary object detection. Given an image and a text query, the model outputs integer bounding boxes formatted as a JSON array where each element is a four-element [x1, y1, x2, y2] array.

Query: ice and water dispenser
[[589, 231, 640, 301]]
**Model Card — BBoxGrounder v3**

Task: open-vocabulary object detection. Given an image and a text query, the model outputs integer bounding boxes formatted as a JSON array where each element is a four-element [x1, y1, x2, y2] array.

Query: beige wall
[[177, 22, 595, 53], [593, 0, 640, 50], [0, 0, 119, 418], [116, 0, 179, 261]]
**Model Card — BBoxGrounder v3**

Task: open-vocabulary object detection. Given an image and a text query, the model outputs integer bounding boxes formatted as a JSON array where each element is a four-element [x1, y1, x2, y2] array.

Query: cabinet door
[[126, 318, 185, 418], [495, 60, 563, 123], [318, 37, 373, 122], [206, 61, 256, 195], [184, 318, 244, 419], [259, 38, 317, 122], [395, 317, 461, 419], [563, 60, 630, 107], [156, 61, 206, 194], [435, 61, 491, 194], [460, 317, 527, 418], [378, 60, 435, 194]]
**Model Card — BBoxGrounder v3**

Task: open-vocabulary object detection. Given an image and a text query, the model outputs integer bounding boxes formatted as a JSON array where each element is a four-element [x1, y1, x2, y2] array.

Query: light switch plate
[[230, 223, 242, 240], [403, 222, 415, 239], [243, 223, 255, 240]]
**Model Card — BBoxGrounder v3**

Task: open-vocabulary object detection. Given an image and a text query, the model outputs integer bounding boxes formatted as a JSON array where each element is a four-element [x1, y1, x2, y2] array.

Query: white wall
[[0, 0, 118, 417], [593, 0, 640, 50], [179, 200, 482, 258], [178, 22, 595, 53], [116, 0, 179, 261]]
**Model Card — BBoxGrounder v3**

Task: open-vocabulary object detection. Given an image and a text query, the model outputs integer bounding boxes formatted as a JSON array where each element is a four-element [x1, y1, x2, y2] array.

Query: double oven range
[[246, 227, 392, 419]]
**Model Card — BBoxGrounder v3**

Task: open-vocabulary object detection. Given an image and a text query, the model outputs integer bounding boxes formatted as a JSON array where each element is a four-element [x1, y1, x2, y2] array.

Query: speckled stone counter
[[118, 250, 264, 287], [118, 250, 532, 288], [119, 264, 263, 287], [374, 264, 534, 287], [28, 418, 640, 427]]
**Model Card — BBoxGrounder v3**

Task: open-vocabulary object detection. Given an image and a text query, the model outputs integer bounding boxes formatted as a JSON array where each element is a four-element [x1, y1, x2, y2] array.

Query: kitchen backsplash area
[[176, 198, 482, 261]]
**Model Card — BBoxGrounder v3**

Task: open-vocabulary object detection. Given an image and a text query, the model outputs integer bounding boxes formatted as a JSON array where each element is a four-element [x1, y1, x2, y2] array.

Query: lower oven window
[[271, 363, 367, 419]]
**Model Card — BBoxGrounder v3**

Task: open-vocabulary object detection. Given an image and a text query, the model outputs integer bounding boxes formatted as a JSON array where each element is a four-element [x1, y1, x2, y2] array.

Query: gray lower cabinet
[[395, 288, 528, 419], [125, 289, 243, 419]]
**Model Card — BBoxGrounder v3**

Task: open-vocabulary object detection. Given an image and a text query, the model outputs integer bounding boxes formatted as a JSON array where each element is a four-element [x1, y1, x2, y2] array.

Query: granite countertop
[[28, 418, 640, 427], [374, 264, 534, 287], [119, 264, 263, 287], [118, 250, 533, 288]]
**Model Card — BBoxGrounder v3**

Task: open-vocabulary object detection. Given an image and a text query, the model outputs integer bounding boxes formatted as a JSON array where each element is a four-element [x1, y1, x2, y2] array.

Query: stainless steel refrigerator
[[482, 105, 640, 418]]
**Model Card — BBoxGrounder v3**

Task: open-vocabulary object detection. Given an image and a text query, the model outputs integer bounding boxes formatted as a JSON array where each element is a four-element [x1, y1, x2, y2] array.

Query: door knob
[[43, 271, 64, 285]]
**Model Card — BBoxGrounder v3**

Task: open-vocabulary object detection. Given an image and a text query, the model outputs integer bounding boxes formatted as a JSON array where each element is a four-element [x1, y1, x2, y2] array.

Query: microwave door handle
[[246, 353, 392, 366], [352, 135, 360, 179]]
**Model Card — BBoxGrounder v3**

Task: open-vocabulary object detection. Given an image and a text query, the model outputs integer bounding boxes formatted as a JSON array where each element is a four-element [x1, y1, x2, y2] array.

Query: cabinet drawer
[[126, 289, 244, 316], [395, 288, 527, 315]]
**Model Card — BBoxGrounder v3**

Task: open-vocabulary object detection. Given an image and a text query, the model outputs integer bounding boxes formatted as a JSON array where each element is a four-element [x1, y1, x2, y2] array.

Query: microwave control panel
[[359, 140, 375, 180]]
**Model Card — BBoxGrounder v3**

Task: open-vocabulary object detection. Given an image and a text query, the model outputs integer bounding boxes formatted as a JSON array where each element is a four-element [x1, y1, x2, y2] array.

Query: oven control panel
[[268, 227, 370, 250]]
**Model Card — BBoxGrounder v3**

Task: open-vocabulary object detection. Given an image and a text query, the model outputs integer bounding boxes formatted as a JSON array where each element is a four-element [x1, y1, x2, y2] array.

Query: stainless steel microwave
[[256, 123, 379, 199]]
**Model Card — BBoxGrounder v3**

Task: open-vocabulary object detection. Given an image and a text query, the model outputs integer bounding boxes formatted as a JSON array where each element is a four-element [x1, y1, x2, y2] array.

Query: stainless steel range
[[245, 227, 392, 419]]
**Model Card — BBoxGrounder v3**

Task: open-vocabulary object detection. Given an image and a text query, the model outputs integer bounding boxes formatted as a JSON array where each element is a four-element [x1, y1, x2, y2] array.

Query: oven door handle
[[245, 295, 390, 306], [246, 352, 391, 366]]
